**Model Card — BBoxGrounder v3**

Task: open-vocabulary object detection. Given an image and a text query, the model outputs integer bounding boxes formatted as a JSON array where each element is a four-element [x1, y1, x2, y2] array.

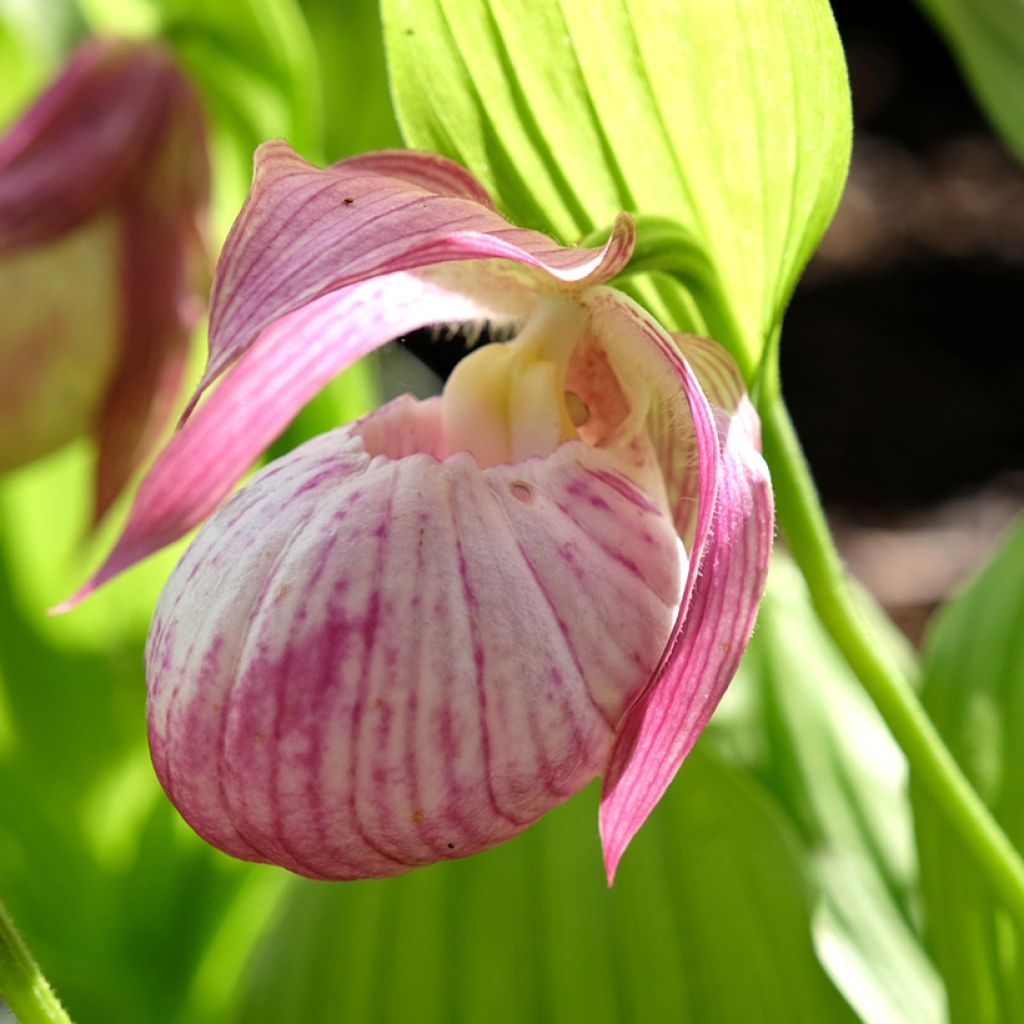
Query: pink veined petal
[[582, 286, 721, 648], [197, 141, 634, 407], [58, 262, 540, 608], [0, 38, 187, 249], [331, 149, 497, 208], [598, 332, 774, 883], [147, 396, 682, 880]]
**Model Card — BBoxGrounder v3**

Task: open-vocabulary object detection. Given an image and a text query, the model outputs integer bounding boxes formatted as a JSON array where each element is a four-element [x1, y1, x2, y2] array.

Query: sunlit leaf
[[298, 0, 402, 158], [0, 478, 275, 1024], [232, 747, 855, 1024], [0, 0, 81, 124], [382, 0, 851, 376], [911, 517, 1024, 1024], [916, 0, 1024, 163], [714, 558, 944, 1024]]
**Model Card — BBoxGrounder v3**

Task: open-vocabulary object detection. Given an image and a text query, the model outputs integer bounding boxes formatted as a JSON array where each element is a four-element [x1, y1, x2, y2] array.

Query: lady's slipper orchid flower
[[0, 37, 208, 521], [70, 141, 773, 882]]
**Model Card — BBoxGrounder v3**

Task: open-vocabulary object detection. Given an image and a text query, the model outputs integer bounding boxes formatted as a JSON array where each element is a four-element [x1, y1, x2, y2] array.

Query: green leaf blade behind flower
[[231, 749, 856, 1024], [712, 558, 944, 1024], [383, 0, 851, 374], [911, 518, 1024, 1024]]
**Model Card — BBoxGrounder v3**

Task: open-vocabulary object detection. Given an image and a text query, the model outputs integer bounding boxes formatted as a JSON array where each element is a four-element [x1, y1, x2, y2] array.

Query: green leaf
[[916, 0, 1024, 163], [382, 0, 851, 376], [232, 747, 855, 1024], [298, 0, 403, 158], [0, 0, 82, 125], [911, 517, 1024, 1023], [0, 466, 277, 1024], [713, 558, 944, 1024]]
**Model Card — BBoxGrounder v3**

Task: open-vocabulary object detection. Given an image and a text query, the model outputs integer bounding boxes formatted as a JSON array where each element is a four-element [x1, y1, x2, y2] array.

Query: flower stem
[[0, 901, 73, 1024], [759, 391, 1024, 928]]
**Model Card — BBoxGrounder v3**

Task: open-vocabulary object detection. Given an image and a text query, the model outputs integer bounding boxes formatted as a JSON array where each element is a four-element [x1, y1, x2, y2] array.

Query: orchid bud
[[70, 144, 773, 882], [0, 37, 209, 522]]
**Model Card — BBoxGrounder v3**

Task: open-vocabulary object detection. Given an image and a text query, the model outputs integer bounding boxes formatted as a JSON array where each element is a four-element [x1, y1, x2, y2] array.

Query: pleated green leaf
[[916, 0, 1024, 163], [714, 559, 943, 1024], [298, 0, 402, 158], [233, 745, 855, 1024], [0, 457, 294, 1024], [382, 0, 851, 376], [912, 517, 1024, 1023]]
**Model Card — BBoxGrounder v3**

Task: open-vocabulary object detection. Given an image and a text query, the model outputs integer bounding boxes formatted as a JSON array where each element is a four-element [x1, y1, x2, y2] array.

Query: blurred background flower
[[0, 35, 209, 523]]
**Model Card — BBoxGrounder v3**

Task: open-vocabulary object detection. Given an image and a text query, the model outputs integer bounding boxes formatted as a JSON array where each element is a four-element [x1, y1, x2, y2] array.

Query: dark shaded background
[[786, 0, 1024, 513], [780, 2, 1024, 640]]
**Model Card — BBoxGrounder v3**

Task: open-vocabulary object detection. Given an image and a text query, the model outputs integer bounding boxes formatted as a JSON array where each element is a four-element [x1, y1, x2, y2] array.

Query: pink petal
[[331, 149, 497, 208], [598, 332, 774, 882], [147, 395, 682, 879], [197, 141, 634, 406], [59, 263, 540, 607]]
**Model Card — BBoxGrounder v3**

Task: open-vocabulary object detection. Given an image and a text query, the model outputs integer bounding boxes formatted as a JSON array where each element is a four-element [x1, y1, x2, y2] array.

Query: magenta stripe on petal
[[598, 333, 774, 882], [582, 287, 721, 664], [196, 141, 634, 404], [147, 396, 682, 879], [331, 150, 498, 208]]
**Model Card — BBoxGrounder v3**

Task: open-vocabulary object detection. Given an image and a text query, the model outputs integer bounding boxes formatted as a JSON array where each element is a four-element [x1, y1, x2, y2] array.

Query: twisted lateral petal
[[147, 396, 683, 879], [599, 333, 774, 882], [199, 141, 634, 403], [60, 263, 539, 606], [92, 171, 207, 524]]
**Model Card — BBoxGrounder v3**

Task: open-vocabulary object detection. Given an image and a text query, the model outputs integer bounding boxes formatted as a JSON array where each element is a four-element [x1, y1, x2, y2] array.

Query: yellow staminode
[[441, 296, 586, 467]]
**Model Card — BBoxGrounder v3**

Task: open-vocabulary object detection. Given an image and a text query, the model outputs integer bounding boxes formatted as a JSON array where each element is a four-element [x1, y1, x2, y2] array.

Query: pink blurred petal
[[91, 98, 209, 523], [198, 141, 634, 405], [59, 262, 540, 607], [599, 332, 774, 882], [0, 38, 198, 249], [0, 36, 210, 522]]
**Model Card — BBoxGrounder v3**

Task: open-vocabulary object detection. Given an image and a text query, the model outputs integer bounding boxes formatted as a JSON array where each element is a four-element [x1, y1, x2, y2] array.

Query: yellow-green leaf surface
[[916, 0, 1024, 163], [715, 559, 943, 1024], [383, 0, 851, 376], [912, 518, 1024, 1023], [233, 746, 856, 1024]]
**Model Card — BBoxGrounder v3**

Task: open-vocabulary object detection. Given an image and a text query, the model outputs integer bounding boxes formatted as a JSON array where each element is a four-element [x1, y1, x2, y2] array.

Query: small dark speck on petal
[[344, 197, 355, 206], [447, 842, 455, 850]]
